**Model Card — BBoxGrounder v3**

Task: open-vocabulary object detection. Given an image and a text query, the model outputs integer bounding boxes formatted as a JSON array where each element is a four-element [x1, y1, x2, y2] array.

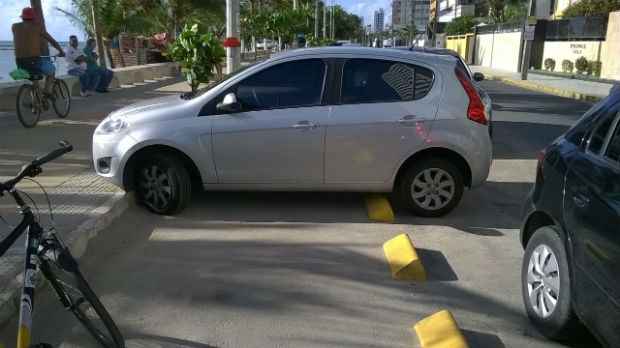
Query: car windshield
[[181, 64, 252, 100]]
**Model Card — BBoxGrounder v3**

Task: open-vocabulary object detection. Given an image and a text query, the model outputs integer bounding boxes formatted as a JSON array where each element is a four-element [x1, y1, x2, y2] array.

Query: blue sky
[[340, 0, 392, 26], [0, 0, 391, 41], [0, 0, 85, 41]]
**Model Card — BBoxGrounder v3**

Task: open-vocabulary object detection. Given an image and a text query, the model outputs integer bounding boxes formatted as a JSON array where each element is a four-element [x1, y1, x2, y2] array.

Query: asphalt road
[[0, 81, 602, 348]]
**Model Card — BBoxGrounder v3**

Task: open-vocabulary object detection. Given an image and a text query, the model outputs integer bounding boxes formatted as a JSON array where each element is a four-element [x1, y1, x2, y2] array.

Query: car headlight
[[95, 115, 129, 135]]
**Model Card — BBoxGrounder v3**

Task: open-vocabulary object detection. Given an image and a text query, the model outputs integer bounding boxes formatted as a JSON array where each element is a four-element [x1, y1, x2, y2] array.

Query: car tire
[[397, 158, 464, 217], [134, 153, 191, 215], [521, 226, 582, 341]]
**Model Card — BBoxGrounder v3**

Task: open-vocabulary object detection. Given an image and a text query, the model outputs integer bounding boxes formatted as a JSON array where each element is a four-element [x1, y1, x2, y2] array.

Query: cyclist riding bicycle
[[12, 7, 65, 98]]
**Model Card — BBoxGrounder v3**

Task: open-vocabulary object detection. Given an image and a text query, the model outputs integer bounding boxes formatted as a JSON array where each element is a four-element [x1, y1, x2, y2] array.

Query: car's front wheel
[[134, 154, 191, 215], [521, 226, 582, 340], [397, 158, 464, 217]]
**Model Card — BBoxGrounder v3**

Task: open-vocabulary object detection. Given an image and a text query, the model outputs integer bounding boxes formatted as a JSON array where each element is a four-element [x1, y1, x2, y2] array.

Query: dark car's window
[[588, 113, 615, 154], [235, 59, 326, 111], [605, 115, 620, 163], [340, 59, 434, 104]]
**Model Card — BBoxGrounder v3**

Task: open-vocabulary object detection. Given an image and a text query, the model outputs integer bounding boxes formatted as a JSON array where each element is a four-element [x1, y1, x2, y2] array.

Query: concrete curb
[[0, 191, 128, 328], [486, 75, 603, 103]]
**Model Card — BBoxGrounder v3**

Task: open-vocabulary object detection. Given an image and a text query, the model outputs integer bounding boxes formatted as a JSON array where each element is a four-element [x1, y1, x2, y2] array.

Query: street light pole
[[226, 0, 241, 74]]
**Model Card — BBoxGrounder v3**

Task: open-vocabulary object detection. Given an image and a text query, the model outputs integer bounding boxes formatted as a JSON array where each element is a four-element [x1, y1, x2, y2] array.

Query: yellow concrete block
[[413, 310, 469, 348], [365, 195, 395, 223], [382, 234, 426, 281]]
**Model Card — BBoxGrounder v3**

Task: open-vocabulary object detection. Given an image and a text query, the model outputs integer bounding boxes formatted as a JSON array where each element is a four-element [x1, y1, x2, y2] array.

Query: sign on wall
[[542, 41, 602, 69]]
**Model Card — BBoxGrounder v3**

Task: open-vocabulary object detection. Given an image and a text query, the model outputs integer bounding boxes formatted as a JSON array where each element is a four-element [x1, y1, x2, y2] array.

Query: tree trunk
[[91, 0, 107, 68], [30, 0, 49, 56]]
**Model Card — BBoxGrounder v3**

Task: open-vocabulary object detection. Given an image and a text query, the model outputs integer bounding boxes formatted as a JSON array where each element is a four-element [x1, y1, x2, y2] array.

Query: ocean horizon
[[0, 41, 79, 82]]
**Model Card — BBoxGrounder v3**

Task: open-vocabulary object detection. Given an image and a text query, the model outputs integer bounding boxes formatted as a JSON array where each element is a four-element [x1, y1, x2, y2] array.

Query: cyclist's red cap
[[21, 7, 36, 20]]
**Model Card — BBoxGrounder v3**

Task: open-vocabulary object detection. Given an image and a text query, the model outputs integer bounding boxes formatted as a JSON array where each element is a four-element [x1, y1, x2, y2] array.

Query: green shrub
[[167, 23, 225, 94], [445, 16, 476, 35], [562, 0, 620, 17], [562, 59, 574, 73], [575, 56, 589, 74], [588, 61, 602, 77], [544, 58, 556, 71]]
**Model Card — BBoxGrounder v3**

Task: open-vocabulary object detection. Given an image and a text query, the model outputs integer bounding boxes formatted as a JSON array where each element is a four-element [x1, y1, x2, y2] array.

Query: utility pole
[[30, 0, 49, 56], [521, 0, 535, 80], [226, 0, 241, 74], [91, 0, 107, 67]]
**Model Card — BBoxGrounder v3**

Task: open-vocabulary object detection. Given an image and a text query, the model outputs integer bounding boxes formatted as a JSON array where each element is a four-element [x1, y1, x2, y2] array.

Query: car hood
[[112, 94, 187, 117]]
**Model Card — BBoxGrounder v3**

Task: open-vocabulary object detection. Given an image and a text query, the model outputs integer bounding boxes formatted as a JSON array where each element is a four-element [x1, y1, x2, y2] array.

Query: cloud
[[0, 0, 83, 41]]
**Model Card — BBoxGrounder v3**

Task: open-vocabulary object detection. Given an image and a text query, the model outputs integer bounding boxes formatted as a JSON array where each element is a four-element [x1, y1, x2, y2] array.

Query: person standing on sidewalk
[[84, 39, 113, 93], [65, 35, 94, 97], [11, 7, 65, 96]]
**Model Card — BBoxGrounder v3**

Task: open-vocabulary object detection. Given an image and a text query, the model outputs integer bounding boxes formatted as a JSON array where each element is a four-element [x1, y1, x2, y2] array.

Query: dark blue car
[[520, 86, 620, 347]]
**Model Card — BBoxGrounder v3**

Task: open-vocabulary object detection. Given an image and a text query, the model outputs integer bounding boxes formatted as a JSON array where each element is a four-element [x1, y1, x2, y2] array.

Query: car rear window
[[340, 59, 434, 104]]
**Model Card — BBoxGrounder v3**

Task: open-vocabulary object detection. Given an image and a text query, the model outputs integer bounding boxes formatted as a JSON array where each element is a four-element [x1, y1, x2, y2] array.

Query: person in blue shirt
[[84, 38, 113, 93]]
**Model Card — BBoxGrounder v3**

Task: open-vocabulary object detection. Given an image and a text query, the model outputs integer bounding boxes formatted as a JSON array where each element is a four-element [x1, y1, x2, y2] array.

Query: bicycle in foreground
[[15, 56, 71, 128], [0, 141, 124, 348]]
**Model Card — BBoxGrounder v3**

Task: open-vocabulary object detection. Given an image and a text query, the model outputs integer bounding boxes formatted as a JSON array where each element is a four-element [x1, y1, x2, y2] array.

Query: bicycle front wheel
[[16, 84, 41, 128], [52, 79, 71, 118], [40, 248, 124, 348]]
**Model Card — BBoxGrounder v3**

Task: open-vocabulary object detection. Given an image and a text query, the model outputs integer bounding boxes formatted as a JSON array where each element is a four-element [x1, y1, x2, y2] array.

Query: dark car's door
[[564, 105, 620, 346]]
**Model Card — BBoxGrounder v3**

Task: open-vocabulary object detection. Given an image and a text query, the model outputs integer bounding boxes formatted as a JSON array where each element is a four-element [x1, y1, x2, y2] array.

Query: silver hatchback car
[[93, 47, 492, 216]]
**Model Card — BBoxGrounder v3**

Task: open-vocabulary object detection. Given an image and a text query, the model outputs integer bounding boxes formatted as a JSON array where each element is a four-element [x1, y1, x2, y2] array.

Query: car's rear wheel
[[397, 158, 464, 217], [134, 154, 191, 215], [522, 226, 582, 340]]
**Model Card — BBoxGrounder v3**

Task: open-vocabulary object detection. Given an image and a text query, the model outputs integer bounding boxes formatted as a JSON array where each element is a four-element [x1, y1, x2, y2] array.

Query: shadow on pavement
[[417, 248, 458, 281], [462, 329, 506, 348]]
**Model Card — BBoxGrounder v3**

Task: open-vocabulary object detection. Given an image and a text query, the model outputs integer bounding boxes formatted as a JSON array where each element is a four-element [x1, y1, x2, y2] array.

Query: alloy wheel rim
[[527, 244, 560, 318], [410, 168, 455, 210], [139, 165, 172, 211]]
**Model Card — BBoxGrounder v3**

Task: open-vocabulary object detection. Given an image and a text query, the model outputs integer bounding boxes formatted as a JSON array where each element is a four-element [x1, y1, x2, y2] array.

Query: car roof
[[271, 47, 458, 68]]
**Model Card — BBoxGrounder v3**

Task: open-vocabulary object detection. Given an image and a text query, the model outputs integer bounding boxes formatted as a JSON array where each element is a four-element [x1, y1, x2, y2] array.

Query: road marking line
[[413, 310, 469, 348], [365, 195, 394, 223], [382, 233, 426, 281]]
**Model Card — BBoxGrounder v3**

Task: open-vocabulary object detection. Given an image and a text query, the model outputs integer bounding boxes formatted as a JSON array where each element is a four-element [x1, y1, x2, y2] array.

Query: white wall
[[542, 41, 603, 71], [474, 31, 523, 72]]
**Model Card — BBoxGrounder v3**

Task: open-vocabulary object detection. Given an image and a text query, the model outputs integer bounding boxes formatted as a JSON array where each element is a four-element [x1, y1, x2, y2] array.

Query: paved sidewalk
[[0, 76, 183, 327], [471, 66, 617, 102]]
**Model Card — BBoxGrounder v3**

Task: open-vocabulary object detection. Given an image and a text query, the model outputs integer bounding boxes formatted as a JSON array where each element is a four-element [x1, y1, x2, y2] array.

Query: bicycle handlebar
[[0, 140, 73, 193]]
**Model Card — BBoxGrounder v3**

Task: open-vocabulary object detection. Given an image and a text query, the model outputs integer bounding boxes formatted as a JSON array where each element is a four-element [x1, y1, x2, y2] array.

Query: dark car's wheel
[[397, 158, 464, 217], [522, 226, 582, 340], [134, 154, 191, 215]]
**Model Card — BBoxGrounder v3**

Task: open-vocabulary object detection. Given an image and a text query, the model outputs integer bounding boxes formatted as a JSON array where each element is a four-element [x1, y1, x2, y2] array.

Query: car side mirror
[[473, 72, 485, 82], [216, 93, 242, 113]]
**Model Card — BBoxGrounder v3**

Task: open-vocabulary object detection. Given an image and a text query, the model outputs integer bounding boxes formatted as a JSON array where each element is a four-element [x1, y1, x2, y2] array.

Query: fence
[[544, 16, 608, 41], [445, 33, 475, 64]]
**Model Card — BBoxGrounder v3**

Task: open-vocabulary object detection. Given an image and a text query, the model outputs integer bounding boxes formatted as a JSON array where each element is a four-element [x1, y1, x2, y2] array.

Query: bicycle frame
[[0, 189, 43, 348]]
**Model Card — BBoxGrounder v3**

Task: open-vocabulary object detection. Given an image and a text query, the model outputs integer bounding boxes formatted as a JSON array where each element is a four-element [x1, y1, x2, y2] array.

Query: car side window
[[587, 112, 615, 154], [340, 59, 434, 105], [234, 59, 326, 111], [605, 114, 620, 163]]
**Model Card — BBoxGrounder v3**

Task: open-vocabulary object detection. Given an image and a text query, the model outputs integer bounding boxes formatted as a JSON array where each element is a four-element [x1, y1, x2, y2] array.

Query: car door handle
[[572, 193, 590, 208], [398, 115, 418, 124], [292, 121, 318, 130]]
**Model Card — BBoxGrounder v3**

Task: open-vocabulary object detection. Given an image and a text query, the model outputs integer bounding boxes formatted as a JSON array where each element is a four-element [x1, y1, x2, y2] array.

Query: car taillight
[[455, 67, 487, 125]]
